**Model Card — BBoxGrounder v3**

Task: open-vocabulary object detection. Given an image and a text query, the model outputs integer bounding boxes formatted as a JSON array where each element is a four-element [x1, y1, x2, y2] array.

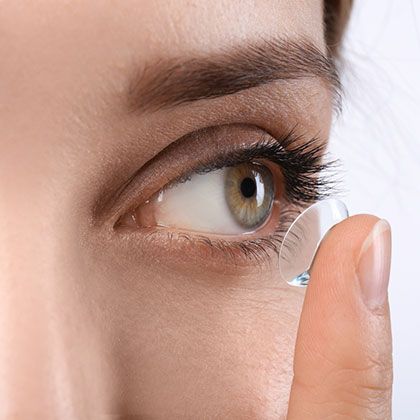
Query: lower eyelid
[[115, 206, 298, 277], [116, 197, 299, 268]]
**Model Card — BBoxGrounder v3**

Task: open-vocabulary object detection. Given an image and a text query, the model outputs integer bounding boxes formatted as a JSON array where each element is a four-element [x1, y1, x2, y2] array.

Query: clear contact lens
[[279, 199, 349, 287]]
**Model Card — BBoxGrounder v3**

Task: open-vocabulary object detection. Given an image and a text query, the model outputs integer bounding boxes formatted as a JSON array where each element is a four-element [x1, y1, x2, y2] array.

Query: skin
[[0, 1, 392, 419]]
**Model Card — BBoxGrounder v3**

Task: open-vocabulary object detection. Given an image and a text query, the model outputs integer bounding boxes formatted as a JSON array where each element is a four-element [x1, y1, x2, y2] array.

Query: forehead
[[0, 0, 329, 174], [0, 1, 325, 64]]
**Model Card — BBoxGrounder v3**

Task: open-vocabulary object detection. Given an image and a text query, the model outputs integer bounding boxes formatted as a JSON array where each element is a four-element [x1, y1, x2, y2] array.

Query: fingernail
[[357, 219, 392, 310]]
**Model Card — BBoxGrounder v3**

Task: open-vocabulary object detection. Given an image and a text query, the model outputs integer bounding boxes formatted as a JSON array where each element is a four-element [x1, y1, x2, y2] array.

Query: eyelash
[[135, 129, 338, 263], [187, 129, 337, 204]]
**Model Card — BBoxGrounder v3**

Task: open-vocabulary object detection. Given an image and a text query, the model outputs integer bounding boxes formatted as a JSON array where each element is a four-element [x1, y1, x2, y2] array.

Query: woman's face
[[0, 1, 336, 417]]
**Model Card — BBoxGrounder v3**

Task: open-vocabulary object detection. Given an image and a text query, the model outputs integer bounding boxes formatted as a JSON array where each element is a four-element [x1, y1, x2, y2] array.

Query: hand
[[287, 215, 393, 419]]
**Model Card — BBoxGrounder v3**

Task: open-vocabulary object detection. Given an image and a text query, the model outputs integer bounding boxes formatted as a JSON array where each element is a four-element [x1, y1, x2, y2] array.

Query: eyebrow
[[127, 38, 341, 113]]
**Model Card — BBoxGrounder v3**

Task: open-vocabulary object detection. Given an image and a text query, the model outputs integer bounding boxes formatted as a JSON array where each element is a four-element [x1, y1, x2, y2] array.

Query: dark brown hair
[[324, 0, 353, 55]]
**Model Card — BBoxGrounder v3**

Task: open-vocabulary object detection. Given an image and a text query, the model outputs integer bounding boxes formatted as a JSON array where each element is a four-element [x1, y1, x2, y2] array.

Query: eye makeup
[[112, 124, 338, 265]]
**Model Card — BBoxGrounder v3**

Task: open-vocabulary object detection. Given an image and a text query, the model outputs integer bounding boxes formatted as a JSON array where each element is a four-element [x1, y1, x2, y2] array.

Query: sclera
[[279, 199, 349, 287]]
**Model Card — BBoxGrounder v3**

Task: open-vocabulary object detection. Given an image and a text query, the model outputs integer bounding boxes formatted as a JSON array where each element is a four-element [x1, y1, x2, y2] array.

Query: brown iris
[[225, 163, 274, 229]]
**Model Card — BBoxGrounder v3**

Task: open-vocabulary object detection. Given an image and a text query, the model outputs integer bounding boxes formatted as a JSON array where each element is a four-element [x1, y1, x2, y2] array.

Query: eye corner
[[114, 211, 137, 230]]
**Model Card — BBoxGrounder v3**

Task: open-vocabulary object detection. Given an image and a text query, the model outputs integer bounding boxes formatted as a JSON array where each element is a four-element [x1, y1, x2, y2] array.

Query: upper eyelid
[[94, 124, 332, 228], [161, 139, 270, 189], [159, 141, 289, 195], [94, 124, 273, 224]]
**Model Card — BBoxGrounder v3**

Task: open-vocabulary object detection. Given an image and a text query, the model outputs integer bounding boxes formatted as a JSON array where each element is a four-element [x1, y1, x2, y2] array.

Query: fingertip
[[316, 214, 380, 264], [309, 214, 381, 293]]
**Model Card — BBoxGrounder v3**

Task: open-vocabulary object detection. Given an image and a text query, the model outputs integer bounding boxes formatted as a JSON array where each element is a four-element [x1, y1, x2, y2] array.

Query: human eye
[[114, 124, 335, 263], [129, 161, 278, 235]]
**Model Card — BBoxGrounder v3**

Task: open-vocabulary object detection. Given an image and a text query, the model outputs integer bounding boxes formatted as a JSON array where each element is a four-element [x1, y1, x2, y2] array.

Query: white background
[[330, 0, 420, 417]]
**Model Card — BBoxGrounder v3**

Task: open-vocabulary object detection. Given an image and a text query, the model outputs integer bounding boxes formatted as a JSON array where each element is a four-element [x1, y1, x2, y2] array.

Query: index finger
[[287, 215, 393, 419]]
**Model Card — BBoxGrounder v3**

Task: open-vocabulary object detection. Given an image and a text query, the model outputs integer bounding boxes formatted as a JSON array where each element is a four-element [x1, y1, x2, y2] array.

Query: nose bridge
[[0, 176, 111, 418]]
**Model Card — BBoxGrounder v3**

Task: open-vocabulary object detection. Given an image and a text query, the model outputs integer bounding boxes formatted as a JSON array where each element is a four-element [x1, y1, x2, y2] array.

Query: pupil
[[240, 177, 256, 198]]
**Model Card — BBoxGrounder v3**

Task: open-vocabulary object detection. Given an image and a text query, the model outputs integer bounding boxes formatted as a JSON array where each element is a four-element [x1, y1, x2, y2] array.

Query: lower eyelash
[[141, 207, 300, 265], [203, 206, 304, 263]]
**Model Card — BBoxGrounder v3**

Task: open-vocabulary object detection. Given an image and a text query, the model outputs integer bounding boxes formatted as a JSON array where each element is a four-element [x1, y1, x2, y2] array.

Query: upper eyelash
[[253, 130, 339, 204], [168, 128, 338, 206]]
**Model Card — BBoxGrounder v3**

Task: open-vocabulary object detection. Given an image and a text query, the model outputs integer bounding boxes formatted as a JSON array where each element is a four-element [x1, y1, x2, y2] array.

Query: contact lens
[[279, 199, 349, 287]]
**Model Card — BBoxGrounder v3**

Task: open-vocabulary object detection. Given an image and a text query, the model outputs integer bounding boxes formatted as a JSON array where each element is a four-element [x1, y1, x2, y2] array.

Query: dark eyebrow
[[127, 38, 341, 113]]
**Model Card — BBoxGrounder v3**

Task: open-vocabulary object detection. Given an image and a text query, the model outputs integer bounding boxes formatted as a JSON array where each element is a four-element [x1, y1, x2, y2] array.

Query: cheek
[[85, 248, 304, 417]]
